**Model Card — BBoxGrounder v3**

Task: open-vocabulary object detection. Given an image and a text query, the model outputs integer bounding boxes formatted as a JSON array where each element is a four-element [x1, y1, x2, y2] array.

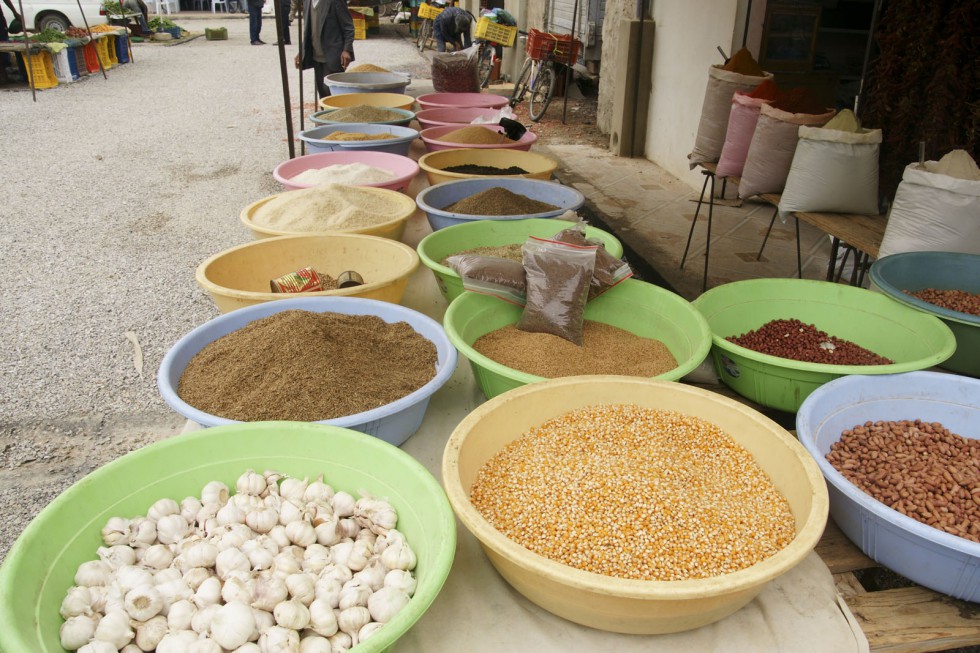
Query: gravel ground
[[0, 18, 432, 560]]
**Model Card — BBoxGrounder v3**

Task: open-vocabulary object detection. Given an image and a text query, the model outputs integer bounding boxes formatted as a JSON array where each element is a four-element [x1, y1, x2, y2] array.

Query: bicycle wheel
[[509, 58, 533, 107], [528, 63, 556, 122], [477, 44, 495, 88], [417, 19, 432, 52]]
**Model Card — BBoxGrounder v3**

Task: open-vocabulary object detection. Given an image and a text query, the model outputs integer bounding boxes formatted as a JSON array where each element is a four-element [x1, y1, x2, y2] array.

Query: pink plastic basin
[[273, 150, 420, 193], [420, 124, 537, 153], [415, 107, 503, 131], [416, 92, 510, 111]]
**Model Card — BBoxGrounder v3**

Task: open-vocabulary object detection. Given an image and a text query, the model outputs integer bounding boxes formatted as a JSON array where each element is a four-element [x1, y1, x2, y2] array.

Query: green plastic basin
[[692, 278, 957, 413], [417, 218, 624, 302], [869, 251, 980, 377], [443, 278, 712, 399], [0, 422, 456, 653]]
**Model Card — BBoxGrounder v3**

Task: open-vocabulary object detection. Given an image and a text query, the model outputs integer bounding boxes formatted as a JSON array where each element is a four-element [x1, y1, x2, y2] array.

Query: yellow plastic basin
[[418, 148, 558, 185], [240, 188, 418, 241], [318, 92, 416, 111], [196, 234, 421, 313], [442, 376, 829, 634]]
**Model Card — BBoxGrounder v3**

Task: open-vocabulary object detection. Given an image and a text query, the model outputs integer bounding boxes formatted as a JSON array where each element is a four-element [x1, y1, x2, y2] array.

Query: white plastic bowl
[[157, 296, 458, 446], [273, 150, 420, 193], [299, 123, 420, 156], [324, 71, 411, 95], [797, 371, 980, 602]]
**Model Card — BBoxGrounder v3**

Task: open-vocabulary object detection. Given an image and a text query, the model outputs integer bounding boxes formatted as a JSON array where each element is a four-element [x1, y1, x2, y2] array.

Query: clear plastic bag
[[431, 45, 481, 93], [517, 237, 597, 346], [445, 254, 527, 305], [551, 222, 633, 299]]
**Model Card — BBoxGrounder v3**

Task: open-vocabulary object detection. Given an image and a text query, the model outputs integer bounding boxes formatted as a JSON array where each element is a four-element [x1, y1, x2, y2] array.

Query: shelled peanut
[[726, 318, 892, 365], [826, 419, 980, 542], [905, 288, 980, 317]]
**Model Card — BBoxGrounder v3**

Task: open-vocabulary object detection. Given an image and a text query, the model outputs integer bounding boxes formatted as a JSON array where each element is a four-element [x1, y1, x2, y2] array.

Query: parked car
[[2, 0, 108, 32]]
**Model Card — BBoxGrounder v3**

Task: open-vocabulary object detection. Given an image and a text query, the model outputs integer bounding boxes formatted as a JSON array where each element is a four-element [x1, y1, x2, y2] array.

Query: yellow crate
[[353, 18, 367, 40], [95, 36, 115, 69], [418, 2, 444, 20], [475, 17, 517, 46], [18, 51, 58, 89]]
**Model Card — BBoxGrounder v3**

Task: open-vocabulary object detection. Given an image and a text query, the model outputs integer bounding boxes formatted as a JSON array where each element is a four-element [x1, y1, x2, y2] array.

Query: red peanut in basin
[[905, 288, 980, 317], [826, 419, 980, 542], [726, 318, 892, 365]]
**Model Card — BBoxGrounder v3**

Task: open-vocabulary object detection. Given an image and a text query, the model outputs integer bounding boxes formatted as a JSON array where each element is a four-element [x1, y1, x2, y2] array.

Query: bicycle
[[475, 39, 496, 88], [509, 29, 580, 122], [415, 1, 445, 52]]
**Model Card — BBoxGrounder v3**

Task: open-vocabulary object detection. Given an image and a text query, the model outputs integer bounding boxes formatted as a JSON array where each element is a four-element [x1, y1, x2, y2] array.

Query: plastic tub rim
[[693, 278, 957, 375], [442, 375, 830, 600], [417, 148, 559, 181], [239, 189, 417, 238], [415, 177, 585, 222], [419, 124, 538, 150], [796, 371, 980, 558], [869, 251, 980, 327], [298, 123, 420, 150], [310, 107, 416, 127], [416, 92, 510, 110], [272, 150, 420, 191], [157, 296, 458, 429], [443, 280, 713, 384], [195, 233, 420, 303]]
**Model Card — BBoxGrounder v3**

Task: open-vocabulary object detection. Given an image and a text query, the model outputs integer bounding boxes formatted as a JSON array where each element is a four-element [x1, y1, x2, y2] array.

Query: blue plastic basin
[[157, 297, 458, 446], [416, 177, 586, 232], [299, 123, 420, 156], [325, 71, 411, 95], [797, 371, 980, 602]]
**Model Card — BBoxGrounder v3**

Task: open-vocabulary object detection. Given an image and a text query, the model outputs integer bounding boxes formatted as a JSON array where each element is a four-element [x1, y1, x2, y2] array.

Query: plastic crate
[[417, 2, 444, 20], [526, 28, 581, 64], [51, 48, 77, 83], [83, 41, 100, 73], [475, 17, 517, 46], [18, 51, 58, 89], [205, 27, 228, 40], [115, 34, 130, 63], [95, 36, 115, 69], [71, 46, 90, 77], [353, 18, 366, 40]]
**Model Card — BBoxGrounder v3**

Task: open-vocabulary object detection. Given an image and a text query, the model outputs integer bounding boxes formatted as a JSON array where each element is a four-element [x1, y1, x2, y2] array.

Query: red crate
[[526, 28, 580, 64]]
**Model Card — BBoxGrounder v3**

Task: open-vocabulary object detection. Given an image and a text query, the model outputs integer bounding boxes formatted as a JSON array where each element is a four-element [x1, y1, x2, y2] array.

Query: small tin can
[[270, 267, 324, 293], [337, 270, 365, 289]]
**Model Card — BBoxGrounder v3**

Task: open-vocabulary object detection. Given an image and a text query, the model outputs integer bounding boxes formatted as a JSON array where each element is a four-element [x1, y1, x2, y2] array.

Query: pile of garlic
[[59, 469, 418, 653]]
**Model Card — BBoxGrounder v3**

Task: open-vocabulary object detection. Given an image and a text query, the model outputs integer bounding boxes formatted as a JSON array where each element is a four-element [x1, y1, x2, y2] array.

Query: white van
[[2, 0, 108, 32]]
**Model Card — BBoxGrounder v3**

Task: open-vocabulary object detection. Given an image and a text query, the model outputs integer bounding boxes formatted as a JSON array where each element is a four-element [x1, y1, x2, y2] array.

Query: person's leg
[[461, 31, 471, 49], [249, 4, 262, 42], [277, 2, 290, 43], [433, 23, 446, 52], [313, 61, 330, 98]]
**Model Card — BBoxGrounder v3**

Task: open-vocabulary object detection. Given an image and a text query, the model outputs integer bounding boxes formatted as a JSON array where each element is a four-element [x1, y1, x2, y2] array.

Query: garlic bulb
[[346, 540, 372, 572], [242, 540, 275, 572], [233, 643, 263, 653], [123, 584, 164, 621], [182, 566, 213, 592], [272, 552, 302, 578], [221, 576, 253, 605], [193, 575, 223, 608], [301, 544, 332, 574], [180, 496, 204, 523], [277, 500, 305, 526], [358, 621, 385, 642], [307, 598, 339, 637], [330, 541, 354, 570], [74, 560, 111, 587], [191, 603, 219, 634], [216, 526, 251, 552], [337, 606, 371, 636], [88, 586, 108, 614], [134, 615, 168, 652], [285, 572, 316, 605], [338, 579, 372, 610], [234, 492, 265, 514], [217, 503, 248, 527], [129, 517, 157, 547], [60, 614, 98, 651], [273, 599, 311, 631], [121, 643, 143, 653], [312, 516, 342, 548], [331, 492, 356, 518], [153, 567, 181, 585], [77, 641, 118, 653], [147, 497, 180, 521], [313, 577, 342, 609], [354, 497, 397, 534], [383, 569, 417, 597], [156, 514, 190, 545], [367, 586, 410, 623], [216, 547, 251, 580], [318, 563, 352, 587], [250, 573, 289, 612], [195, 501, 221, 528], [284, 521, 316, 548], [237, 469, 268, 497], [201, 481, 229, 506], [352, 560, 386, 592], [140, 544, 174, 570], [101, 517, 131, 547], [252, 607, 275, 634], [336, 518, 360, 541], [180, 541, 219, 570], [327, 631, 353, 652], [299, 634, 332, 653], [269, 524, 292, 550], [115, 565, 155, 595], [102, 584, 125, 615], [93, 609, 134, 649], [303, 476, 334, 504], [167, 598, 197, 631], [97, 545, 136, 570], [210, 601, 256, 650], [354, 528, 377, 549], [189, 639, 224, 653], [60, 586, 93, 619], [245, 507, 278, 534], [156, 629, 199, 653], [156, 575, 193, 606], [259, 625, 301, 653], [279, 477, 309, 504], [380, 530, 416, 571]]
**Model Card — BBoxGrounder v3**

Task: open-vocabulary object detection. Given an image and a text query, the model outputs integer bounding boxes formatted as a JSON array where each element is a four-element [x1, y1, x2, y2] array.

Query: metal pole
[[75, 0, 108, 79], [741, 0, 752, 49], [855, 0, 882, 122], [561, 0, 579, 124], [274, 0, 296, 159], [15, 0, 36, 100], [297, 8, 305, 155]]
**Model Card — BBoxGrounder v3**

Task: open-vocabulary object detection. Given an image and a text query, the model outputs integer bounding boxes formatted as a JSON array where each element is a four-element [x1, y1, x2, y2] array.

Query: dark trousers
[[248, 3, 262, 42], [278, 1, 291, 44], [313, 60, 331, 98]]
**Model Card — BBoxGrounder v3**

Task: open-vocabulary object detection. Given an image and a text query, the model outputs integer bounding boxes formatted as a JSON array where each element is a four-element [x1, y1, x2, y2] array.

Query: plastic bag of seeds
[[517, 237, 597, 345], [446, 254, 527, 305], [431, 44, 481, 93], [551, 222, 633, 299]]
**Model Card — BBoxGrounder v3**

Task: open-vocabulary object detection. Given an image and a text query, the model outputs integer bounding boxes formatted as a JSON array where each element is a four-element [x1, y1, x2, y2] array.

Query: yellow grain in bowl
[[439, 126, 509, 145], [322, 130, 397, 141], [347, 63, 390, 73]]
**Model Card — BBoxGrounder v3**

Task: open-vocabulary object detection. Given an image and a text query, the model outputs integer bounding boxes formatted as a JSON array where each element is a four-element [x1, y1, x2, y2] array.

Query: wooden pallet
[[817, 521, 980, 653]]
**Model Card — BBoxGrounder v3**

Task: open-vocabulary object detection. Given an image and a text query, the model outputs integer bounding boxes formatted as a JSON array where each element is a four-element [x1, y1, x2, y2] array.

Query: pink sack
[[715, 91, 773, 179], [738, 104, 835, 200]]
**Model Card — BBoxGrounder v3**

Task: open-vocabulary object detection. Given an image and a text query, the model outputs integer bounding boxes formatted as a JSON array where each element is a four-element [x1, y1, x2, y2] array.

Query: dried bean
[[905, 288, 980, 316], [726, 318, 892, 365]]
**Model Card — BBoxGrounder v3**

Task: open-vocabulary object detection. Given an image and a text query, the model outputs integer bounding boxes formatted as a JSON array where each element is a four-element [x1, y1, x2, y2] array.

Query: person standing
[[248, 0, 265, 45], [295, 0, 354, 99], [433, 5, 472, 52], [274, 0, 291, 45]]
